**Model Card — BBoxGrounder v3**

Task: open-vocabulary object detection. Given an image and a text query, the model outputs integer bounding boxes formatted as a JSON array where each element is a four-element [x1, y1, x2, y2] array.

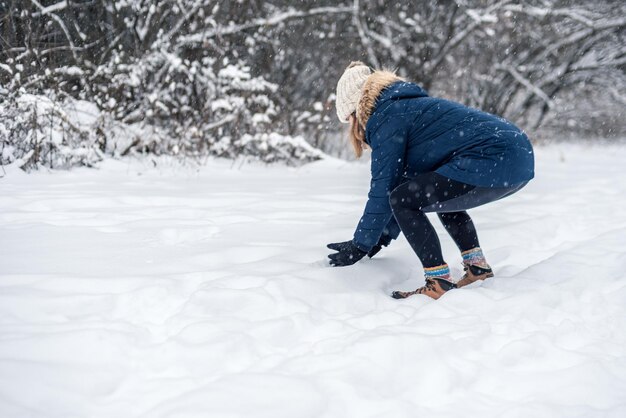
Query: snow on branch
[[352, 0, 380, 69], [154, 3, 203, 49], [424, 0, 509, 73], [31, 0, 67, 18], [541, 17, 626, 61], [502, 4, 597, 27], [465, 9, 498, 24], [203, 114, 236, 131], [608, 87, 626, 106], [178, 6, 353, 46], [571, 57, 626, 73], [0, 64, 12, 75], [504, 4, 625, 35], [29, 0, 78, 62], [496, 65, 555, 109]]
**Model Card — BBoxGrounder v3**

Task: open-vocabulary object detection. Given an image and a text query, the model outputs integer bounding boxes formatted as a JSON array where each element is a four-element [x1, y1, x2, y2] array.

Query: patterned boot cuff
[[424, 264, 451, 281], [462, 247, 489, 268]]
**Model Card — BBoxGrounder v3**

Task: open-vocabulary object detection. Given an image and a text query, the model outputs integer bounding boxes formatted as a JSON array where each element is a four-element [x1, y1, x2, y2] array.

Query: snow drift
[[1, 144, 625, 417]]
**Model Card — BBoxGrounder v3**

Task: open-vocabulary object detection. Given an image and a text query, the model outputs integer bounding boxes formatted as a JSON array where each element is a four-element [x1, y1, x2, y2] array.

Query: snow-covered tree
[[1, 0, 624, 170]]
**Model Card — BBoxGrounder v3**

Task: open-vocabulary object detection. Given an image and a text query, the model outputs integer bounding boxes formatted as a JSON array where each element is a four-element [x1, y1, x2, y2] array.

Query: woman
[[327, 62, 534, 300]]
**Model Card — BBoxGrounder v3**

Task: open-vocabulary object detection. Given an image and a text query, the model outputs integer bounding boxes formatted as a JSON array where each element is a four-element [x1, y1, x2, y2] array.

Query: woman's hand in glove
[[367, 234, 393, 258], [327, 240, 367, 267]]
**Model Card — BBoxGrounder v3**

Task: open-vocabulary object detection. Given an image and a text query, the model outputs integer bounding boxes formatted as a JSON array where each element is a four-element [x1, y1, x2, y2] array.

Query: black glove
[[327, 240, 367, 267], [367, 234, 393, 258]]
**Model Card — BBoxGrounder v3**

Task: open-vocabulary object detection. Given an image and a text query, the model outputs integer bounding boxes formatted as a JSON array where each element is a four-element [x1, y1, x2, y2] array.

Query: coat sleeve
[[352, 121, 408, 252]]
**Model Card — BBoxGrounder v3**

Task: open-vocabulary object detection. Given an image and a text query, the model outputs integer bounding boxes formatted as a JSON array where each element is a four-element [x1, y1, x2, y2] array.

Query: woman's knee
[[389, 184, 405, 212], [390, 180, 423, 212]]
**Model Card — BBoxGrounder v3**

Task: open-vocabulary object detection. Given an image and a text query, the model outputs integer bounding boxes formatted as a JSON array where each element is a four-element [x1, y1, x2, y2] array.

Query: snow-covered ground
[[1, 144, 626, 418]]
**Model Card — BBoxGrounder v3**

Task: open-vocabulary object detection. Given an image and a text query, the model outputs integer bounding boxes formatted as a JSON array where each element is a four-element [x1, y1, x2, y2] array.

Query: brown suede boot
[[392, 277, 457, 300], [455, 264, 494, 288]]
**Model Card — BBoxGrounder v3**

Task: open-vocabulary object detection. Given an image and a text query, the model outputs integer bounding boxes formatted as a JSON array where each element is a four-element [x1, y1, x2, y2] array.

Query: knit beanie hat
[[335, 61, 372, 123]]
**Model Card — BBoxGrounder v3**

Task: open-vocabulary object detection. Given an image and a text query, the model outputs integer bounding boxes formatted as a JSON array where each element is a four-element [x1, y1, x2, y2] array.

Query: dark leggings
[[389, 172, 526, 268]]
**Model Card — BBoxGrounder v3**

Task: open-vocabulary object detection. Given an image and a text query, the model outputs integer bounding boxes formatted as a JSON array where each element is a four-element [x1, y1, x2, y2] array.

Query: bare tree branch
[[496, 64, 554, 108], [31, 0, 68, 18], [29, 0, 78, 62], [178, 5, 353, 46], [352, 0, 380, 68], [502, 4, 598, 27], [424, 0, 512, 74]]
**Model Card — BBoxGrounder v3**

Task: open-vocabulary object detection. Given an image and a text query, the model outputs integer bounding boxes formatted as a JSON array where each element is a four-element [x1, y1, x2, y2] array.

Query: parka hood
[[356, 70, 428, 128]]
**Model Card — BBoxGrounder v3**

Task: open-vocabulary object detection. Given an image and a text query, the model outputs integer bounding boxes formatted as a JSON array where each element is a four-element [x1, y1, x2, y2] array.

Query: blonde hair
[[345, 67, 402, 158], [349, 113, 367, 158]]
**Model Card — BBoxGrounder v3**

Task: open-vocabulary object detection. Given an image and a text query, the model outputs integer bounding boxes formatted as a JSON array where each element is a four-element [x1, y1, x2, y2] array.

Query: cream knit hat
[[335, 61, 372, 123]]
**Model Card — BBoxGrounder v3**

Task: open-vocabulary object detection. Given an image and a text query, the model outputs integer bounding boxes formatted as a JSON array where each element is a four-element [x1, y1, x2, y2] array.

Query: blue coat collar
[[365, 81, 429, 143]]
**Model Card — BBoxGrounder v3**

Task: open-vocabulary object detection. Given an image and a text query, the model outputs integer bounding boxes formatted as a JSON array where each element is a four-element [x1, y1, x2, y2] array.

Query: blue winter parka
[[352, 74, 534, 252]]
